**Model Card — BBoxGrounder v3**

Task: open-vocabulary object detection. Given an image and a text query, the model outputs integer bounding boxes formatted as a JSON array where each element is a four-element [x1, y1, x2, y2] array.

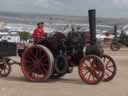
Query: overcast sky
[[0, 0, 128, 17]]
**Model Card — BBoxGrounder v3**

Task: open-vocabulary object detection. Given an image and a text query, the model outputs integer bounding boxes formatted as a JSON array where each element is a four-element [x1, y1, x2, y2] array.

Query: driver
[[32, 22, 46, 44]]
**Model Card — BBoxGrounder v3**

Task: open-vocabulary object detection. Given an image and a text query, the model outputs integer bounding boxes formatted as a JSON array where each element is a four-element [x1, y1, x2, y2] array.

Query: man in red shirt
[[32, 22, 46, 44]]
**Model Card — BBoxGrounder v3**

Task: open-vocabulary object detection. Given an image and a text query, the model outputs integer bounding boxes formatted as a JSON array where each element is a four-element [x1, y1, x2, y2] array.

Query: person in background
[[32, 22, 46, 44]]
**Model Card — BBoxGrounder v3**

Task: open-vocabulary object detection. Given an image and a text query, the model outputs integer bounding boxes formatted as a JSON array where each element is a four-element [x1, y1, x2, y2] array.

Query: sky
[[0, 0, 128, 17]]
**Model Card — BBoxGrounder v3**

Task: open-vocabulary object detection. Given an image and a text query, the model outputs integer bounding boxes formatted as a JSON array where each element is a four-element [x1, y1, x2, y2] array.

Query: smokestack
[[88, 9, 96, 45]]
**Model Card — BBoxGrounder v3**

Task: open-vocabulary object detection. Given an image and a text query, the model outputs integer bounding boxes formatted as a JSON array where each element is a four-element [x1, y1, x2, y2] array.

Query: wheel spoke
[[83, 61, 88, 67], [41, 67, 47, 74], [92, 62, 101, 80], [40, 64, 48, 68], [83, 70, 89, 76], [88, 58, 93, 64], [103, 57, 105, 62], [106, 60, 111, 66], [4, 70, 6, 74], [107, 65, 113, 68], [39, 48, 44, 57], [41, 58, 48, 64], [28, 49, 36, 59], [92, 70, 100, 80], [105, 72, 110, 78], [107, 68, 113, 73], [1, 69, 6, 74], [91, 75, 95, 81], [88, 73, 91, 80]]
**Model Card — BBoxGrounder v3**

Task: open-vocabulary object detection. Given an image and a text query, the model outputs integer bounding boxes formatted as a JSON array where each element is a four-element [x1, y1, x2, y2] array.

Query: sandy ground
[[0, 48, 128, 96]]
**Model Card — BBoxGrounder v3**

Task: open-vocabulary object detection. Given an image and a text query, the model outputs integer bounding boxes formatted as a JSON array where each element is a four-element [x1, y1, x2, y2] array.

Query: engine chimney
[[88, 9, 96, 45]]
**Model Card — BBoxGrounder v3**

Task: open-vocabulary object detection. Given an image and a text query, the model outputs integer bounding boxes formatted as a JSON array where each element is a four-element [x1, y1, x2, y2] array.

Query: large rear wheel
[[21, 45, 54, 82]]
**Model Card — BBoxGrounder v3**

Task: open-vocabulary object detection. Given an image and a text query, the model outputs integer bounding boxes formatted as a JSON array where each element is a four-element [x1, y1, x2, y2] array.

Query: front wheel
[[79, 55, 104, 85]]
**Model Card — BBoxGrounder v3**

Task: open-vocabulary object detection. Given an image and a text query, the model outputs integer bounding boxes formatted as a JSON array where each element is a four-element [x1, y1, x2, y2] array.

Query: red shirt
[[32, 27, 45, 38]]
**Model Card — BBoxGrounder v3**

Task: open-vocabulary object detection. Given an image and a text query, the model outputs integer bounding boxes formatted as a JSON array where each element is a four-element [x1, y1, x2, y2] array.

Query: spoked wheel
[[110, 43, 120, 51], [101, 54, 117, 82], [21, 45, 54, 82], [79, 55, 104, 85], [0, 59, 11, 77]]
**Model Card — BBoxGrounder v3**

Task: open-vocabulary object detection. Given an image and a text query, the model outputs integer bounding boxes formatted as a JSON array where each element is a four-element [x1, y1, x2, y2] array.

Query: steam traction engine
[[21, 10, 116, 84]]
